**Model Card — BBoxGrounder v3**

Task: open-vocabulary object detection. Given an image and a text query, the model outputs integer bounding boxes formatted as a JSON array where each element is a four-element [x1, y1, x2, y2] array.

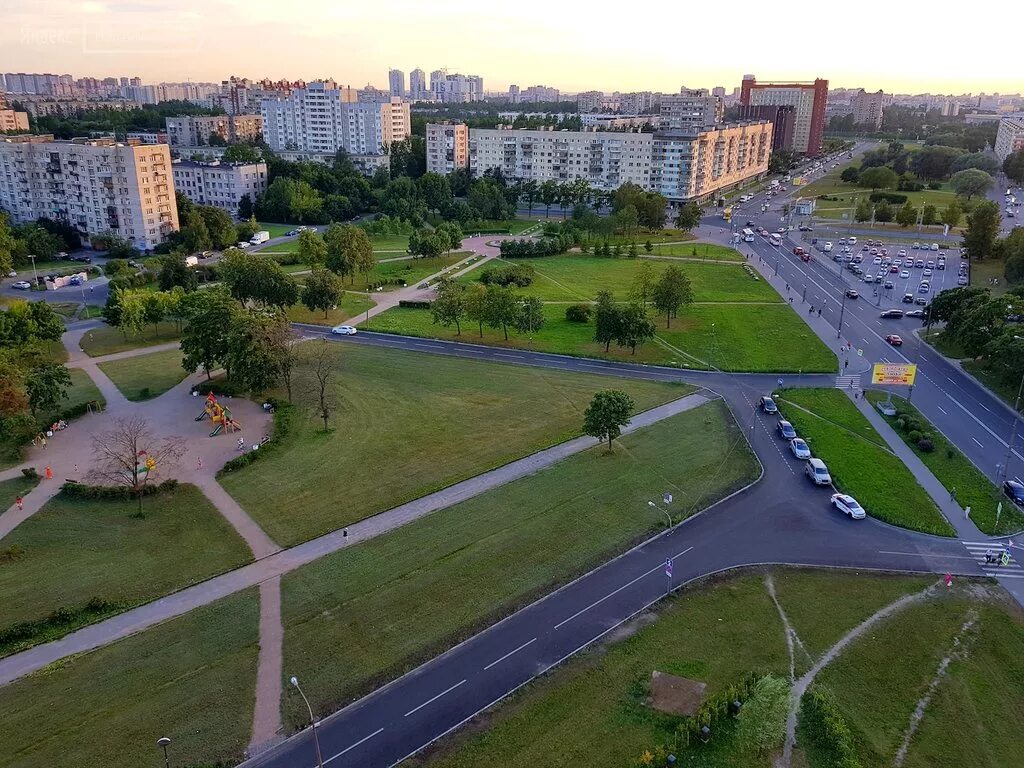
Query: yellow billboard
[[871, 363, 917, 386]]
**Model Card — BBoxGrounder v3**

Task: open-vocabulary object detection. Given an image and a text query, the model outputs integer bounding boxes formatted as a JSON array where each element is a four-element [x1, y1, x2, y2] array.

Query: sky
[[2, 0, 1020, 96]]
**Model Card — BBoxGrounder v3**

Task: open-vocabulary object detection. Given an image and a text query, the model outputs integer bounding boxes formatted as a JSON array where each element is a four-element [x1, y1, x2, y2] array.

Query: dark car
[[759, 396, 778, 414], [901, 293, 915, 304], [881, 309, 905, 318], [885, 334, 903, 346], [845, 289, 859, 299], [777, 420, 797, 439], [1004, 480, 1024, 507]]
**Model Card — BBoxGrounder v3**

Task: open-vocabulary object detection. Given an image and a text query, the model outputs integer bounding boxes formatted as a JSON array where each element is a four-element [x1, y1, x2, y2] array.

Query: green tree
[[839, 166, 860, 183], [464, 283, 488, 337], [1004, 149, 1024, 185], [582, 390, 635, 452], [157, 253, 197, 292], [325, 223, 374, 283], [142, 291, 168, 336], [219, 247, 299, 307], [24, 362, 71, 417], [949, 168, 994, 200], [950, 152, 999, 176], [910, 144, 965, 180], [417, 172, 453, 213], [857, 166, 899, 190], [196, 205, 237, 250], [483, 284, 519, 341], [921, 204, 938, 226], [675, 202, 704, 231], [297, 229, 328, 267], [735, 676, 790, 757], [222, 143, 262, 163], [180, 287, 238, 378], [629, 261, 656, 309], [513, 296, 545, 336], [301, 267, 343, 318], [962, 200, 1001, 261], [225, 311, 285, 393], [539, 179, 561, 217], [874, 202, 894, 223], [431, 280, 466, 335], [0, 214, 15, 276], [594, 289, 619, 352], [615, 302, 656, 353], [116, 288, 146, 339], [895, 201, 918, 227], [616, 204, 640, 238], [651, 265, 694, 328], [941, 199, 963, 229], [1001, 228, 1024, 284], [180, 209, 212, 253], [854, 198, 873, 222]]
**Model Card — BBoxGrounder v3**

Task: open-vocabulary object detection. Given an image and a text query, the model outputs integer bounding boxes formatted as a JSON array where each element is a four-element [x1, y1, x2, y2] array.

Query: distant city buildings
[[740, 75, 828, 154], [126, 130, 168, 145], [389, 69, 405, 98], [653, 121, 772, 201], [0, 109, 30, 132], [165, 114, 263, 148], [409, 69, 428, 101], [425, 122, 470, 175], [171, 158, 268, 213], [995, 117, 1024, 163], [429, 70, 484, 103], [17, 98, 142, 117], [659, 88, 722, 129], [0, 134, 178, 250]]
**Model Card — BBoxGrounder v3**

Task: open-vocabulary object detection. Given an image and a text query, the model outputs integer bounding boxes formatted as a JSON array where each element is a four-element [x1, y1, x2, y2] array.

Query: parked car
[[759, 396, 778, 414], [958, 275, 969, 285], [882, 309, 905, 318], [790, 437, 811, 459], [11, 280, 31, 290], [831, 493, 866, 520], [914, 296, 928, 305], [1004, 480, 1024, 507], [905, 309, 925, 318], [777, 420, 797, 440], [900, 270, 910, 278], [805, 457, 832, 486], [885, 334, 903, 346]]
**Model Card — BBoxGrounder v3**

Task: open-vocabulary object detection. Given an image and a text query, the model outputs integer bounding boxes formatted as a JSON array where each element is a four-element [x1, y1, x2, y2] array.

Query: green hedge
[[59, 478, 179, 500], [217, 401, 293, 478], [799, 688, 860, 768], [398, 299, 432, 309], [0, 597, 120, 657]]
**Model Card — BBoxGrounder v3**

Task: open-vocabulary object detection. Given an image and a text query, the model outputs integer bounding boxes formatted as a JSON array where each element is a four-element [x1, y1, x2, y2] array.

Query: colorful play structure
[[195, 392, 242, 437]]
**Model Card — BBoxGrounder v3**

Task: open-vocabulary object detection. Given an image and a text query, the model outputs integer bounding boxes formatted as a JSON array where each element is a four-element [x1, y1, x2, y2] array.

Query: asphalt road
[[242, 325, 999, 768]]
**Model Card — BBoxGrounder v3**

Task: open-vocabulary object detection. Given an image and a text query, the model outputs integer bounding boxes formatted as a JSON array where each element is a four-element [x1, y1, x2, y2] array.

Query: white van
[[848, 236, 857, 245], [805, 458, 832, 486]]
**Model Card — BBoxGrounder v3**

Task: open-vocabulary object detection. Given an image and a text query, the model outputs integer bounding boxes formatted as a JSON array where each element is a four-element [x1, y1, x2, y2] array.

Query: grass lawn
[[221, 342, 689, 546], [968, 258, 1009, 296], [285, 253, 468, 292], [866, 391, 1024, 535], [365, 302, 837, 373], [78, 304, 103, 319], [605, 228, 696, 245], [257, 221, 294, 238], [412, 570, 979, 768], [462, 256, 780, 304], [647, 243, 746, 261], [0, 484, 252, 655], [0, 590, 258, 768], [262, 232, 413, 254], [79, 321, 181, 357], [59, 368, 105, 416], [98, 348, 188, 401], [776, 388, 955, 536], [281, 401, 759, 728], [0, 474, 41, 506], [285, 291, 376, 326]]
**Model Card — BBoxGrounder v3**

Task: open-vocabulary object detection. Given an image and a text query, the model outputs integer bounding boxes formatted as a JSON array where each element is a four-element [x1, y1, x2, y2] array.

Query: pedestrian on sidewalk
[[15, 496, 23, 511], [44, 466, 52, 480], [965, 505, 972, 520], [196, 456, 203, 471], [818, 307, 822, 316], [951, 486, 957, 501], [809, 305, 814, 315]]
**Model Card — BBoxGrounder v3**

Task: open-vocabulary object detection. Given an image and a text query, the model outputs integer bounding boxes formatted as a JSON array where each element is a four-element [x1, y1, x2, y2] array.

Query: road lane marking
[[936, 405, 948, 415], [483, 638, 537, 670], [878, 550, 976, 559], [554, 546, 693, 630], [404, 679, 467, 717], [972, 437, 984, 448], [323, 728, 385, 764]]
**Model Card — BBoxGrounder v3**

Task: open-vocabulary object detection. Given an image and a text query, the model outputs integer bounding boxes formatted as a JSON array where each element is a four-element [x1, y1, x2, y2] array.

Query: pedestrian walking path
[[0, 391, 711, 687], [249, 576, 284, 755]]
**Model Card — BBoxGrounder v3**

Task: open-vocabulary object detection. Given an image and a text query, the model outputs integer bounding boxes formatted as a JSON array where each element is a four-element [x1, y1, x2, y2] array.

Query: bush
[[928, 182, 942, 190], [565, 304, 592, 323], [869, 191, 908, 205], [908, 429, 923, 443], [478, 263, 535, 287], [0, 597, 119, 656], [0, 544, 26, 563], [898, 179, 924, 192], [21, 467, 38, 480], [798, 689, 860, 768], [917, 437, 935, 452], [398, 299, 432, 309], [193, 379, 248, 397], [217, 401, 293, 478], [59, 478, 179, 500]]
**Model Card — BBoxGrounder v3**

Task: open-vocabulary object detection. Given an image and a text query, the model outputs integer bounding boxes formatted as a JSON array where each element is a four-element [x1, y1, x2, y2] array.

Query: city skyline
[[2, 0, 1018, 96]]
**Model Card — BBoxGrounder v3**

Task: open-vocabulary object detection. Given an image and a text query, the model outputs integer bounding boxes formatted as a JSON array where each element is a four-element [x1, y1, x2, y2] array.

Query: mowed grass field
[[647, 242, 746, 261], [0, 591, 259, 768], [0, 485, 252, 654], [221, 343, 691, 545], [98, 348, 188, 401], [776, 389, 955, 536], [412, 570, 974, 768], [79, 321, 181, 357], [285, 291, 376, 326], [259, 232, 412, 254], [280, 401, 759, 727]]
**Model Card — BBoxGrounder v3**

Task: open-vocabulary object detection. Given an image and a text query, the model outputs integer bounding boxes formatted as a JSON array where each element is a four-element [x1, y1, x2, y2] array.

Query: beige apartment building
[[426, 122, 470, 174], [165, 114, 263, 147], [851, 89, 885, 129], [0, 135, 178, 250], [654, 121, 773, 202], [995, 117, 1024, 163], [172, 158, 268, 214], [0, 109, 30, 132]]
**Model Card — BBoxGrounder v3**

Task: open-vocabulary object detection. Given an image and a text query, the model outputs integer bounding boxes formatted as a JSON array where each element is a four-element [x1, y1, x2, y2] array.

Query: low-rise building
[[995, 117, 1024, 162], [0, 134, 178, 250], [171, 158, 268, 214], [0, 109, 30, 132], [426, 122, 470, 175], [127, 130, 168, 145]]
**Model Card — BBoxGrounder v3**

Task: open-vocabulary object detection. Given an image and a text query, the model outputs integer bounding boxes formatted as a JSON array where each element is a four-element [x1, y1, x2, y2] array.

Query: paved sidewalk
[[0, 391, 711, 687]]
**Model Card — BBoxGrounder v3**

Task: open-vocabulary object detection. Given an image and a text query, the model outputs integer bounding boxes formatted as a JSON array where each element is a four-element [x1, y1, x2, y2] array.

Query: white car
[[236, 241, 250, 249], [805, 457, 832, 486], [831, 493, 866, 520], [790, 437, 811, 459], [330, 325, 357, 335], [900, 270, 911, 279], [11, 280, 32, 290]]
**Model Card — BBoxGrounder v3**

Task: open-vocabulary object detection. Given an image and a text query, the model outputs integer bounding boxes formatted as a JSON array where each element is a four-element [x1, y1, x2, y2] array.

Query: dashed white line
[[323, 728, 385, 764], [972, 437, 984, 448], [936, 405, 948, 415], [404, 679, 467, 718], [483, 638, 537, 670]]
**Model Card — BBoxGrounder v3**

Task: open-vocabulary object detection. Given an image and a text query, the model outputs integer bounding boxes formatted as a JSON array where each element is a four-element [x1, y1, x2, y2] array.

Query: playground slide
[[196, 409, 209, 422], [209, 424, 223, 437]]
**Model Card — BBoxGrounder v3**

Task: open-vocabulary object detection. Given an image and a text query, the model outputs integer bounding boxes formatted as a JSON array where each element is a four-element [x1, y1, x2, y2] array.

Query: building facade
[[653, 121, 773, 202], [126, 130, 168, 145], [0, 135, 178, 250], [389, 69, 405, 98], [429, 71, 484, 103], [409, 69, 427, 101], [164, 114, 263, 147], [0, 109, 30, 132], [734, 104, 795, 152], [995, 117, 1024, 162], [171, 159, 268, 213], [426, 122, 470, 175], [740, 75, 828, 154], [660, 88, 723, 129], [851, 89, 885, 129], [18, 98, 140, 117], [260, 82, 410, 155]]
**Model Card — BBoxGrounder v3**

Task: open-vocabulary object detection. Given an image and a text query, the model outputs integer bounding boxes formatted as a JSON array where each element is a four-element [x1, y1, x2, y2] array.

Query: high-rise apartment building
[[851, 89, 885, 129], [653, 121, 772, 202], [429, 71, 484, 103], [734, 105, 795, 152], [261, 82, 410, 155], [995, 117, 1024, 162], [660, 88, 722, 129], [171, 159, 268, 214], [409, 69, 427, 101], [389, 69, 405, 98], [508, 85, 521, 104], [164, 114, 263, 147], [426, 122, 470, 175], [577, 91, 604, 113], [2, 73, 62, 96], [521, 85, 560, 103], [0, 109, 30, 132], [0, 135, 178, 250], [740, 75, 828, 154]]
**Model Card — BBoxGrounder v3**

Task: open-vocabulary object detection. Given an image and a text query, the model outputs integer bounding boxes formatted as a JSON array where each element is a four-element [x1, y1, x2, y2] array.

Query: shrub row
[[193, 379, 248, 397], [894, 409, 935, 452], [0, 597, 120, 656], [869, 191, 908, 205], [798, 688, 860, 768], [479, 263, 535, 287], [60, 478, 179, 500], [217, 400, 293, 478], [399, 299, 432, 309]]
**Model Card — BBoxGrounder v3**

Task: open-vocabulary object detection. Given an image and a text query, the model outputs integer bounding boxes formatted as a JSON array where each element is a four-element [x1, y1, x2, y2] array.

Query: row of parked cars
[[758, 395, 866, 520]]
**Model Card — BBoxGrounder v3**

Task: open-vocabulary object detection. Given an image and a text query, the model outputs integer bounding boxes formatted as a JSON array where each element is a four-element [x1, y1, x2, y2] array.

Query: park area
[[366, 252, 836, 373], [409, 569, 1024, 768]]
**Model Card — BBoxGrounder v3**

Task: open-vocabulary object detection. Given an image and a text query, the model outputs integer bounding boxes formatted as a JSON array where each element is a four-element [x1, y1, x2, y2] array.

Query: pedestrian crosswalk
[[962, 541, 1024, 579], [835, 375, 861, 390]]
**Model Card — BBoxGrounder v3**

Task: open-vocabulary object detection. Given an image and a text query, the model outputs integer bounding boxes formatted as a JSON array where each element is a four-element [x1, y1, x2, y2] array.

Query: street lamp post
[[290, 676, 325, 768], [157, 737, 171, 768], [648, 500, 671, 530]]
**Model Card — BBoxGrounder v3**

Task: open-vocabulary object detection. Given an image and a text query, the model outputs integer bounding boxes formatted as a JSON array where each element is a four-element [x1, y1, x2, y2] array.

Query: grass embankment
[[776, 388, 955, 536], [79, 321, 181, 357], [0, 484, 251, 656], [222, 342, 690, 546], [412, 570, 954, 768], [98, 348, 188, 401], [281, 401, 759, 729], [0, 591, 259, 768], [866, 391, 1024, 535]]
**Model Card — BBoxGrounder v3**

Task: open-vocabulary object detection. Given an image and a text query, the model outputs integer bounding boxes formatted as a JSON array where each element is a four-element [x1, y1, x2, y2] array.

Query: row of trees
[[0, 212, 81, 272], [431, 281, 545, 340]]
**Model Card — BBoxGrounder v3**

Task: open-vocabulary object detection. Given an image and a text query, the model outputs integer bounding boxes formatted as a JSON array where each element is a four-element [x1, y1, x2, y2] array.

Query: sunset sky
[[2, 0, 1018, 95]]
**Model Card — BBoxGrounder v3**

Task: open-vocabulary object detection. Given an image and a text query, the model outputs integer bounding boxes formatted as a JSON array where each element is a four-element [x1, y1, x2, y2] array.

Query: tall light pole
[[156, 737, 171, 768], [290, 676, 325, 768]]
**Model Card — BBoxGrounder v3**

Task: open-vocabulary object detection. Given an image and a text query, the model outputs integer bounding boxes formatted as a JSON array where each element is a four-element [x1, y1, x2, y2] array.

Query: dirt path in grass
[[765, 574, 813, 682], [249, 576, 285, 756], [777, 582, 939, 768]]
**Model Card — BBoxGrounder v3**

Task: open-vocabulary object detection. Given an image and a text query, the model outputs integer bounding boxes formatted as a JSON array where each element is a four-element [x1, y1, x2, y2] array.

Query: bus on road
[[768, 233, 783, 247], [742, 228, 755, 242]]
